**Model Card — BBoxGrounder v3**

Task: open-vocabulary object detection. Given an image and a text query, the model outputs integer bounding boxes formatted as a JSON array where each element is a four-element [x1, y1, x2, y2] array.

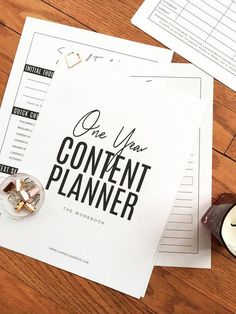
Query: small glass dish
[[0, 173, 45, 220]]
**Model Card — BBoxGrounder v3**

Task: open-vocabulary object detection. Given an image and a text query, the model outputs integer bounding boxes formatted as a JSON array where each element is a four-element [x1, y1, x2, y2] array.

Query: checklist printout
[[132, 0, 236, 91]]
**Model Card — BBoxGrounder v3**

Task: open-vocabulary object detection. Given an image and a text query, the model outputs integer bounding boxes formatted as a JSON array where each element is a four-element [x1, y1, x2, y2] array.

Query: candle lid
[[202, 193, 236, 257], [220, 202, 236, 257]]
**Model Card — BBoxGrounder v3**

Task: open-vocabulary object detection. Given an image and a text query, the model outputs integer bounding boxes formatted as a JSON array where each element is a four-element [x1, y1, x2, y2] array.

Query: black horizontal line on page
[[175, 13, 235, 57], [220, 15, 235, 32], [160, 243, 193, 247], [130, 75, 201, 79], [158, 250, 197, 254], [171, 213, 192, 216], [25, 86, 47, 93], [181, 183, 193, 186], [185, 168, 193, 170], [162, 0, 181, 11], [177, 191, 193, 193], [180, 5, 236, 45], [160, 0, 217, 29], [168, 221, 192, 224], [165, 228, 192, 232], [173, 205, 192, 208], [27, 78, 50, 86], [162, 3, 213, 35], [213, 25, 236, 45], [163, 236, 193, 240], [171, 14, 208, 36], [190, 0, 236, 21], [175, 198, 193, 201], [18, 120, 34, 126], [215, 0, 236, 14], [23, 95, 44, 101], [26, 101, 40, 107], [149, 13, 236, 73], [197, 0, 236, 24], [209, 34, 235, 54]]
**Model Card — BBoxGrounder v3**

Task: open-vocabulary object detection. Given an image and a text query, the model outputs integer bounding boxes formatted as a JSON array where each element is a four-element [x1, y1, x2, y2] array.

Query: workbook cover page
[[0, 61, 207, 298]]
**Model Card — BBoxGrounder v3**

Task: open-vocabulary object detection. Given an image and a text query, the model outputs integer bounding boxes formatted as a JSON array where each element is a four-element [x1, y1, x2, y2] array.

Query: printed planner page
[[132, 0, 236, 91], [0, 17, 173, 177], [0, 17, 211, 271], [0, 63, 207, 298]]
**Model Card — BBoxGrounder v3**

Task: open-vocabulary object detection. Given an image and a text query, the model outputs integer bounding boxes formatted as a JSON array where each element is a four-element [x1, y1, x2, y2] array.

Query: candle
[[221, 204, 236, 256], [202, 193, 236, 257]]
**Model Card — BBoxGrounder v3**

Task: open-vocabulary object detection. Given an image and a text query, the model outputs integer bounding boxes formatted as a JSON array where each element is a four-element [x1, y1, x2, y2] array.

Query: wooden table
[[0, 1, 235, 313]]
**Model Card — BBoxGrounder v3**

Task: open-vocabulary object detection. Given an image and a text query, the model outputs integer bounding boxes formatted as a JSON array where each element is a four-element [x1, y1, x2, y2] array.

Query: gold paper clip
[[65, 52, 82, 68]]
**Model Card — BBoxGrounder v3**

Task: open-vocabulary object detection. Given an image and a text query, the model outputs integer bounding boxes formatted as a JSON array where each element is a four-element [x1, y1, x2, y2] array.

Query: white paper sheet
[[131, 64, 212, 269], [0, 17, 173, 177], [132, 0, 236, 91], [0, 61, 207, 297], [128, 64, 213, 297], [0, 17, 212, 273]]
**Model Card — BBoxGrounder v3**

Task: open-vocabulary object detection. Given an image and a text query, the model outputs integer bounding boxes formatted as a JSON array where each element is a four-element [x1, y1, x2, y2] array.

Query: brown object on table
[[3, 181, 15, 193], [0, 1, 235, 313]]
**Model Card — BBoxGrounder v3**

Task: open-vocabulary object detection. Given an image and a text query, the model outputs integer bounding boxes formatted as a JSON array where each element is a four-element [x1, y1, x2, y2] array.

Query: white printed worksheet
[[0, 61, 207, 298], [0, 18, 211, 276], [0, 17, 173, 177], [131, 64, 213, 269], [132, 0, 236, 91]]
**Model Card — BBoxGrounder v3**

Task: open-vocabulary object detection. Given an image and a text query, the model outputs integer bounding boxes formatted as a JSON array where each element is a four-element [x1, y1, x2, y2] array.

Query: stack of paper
[[0, 17, 213, 298], [131, 0, 236, 91]]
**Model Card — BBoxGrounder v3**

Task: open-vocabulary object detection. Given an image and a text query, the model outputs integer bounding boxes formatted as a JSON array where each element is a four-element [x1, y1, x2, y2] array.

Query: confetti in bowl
[[0, 173, 45, 220]]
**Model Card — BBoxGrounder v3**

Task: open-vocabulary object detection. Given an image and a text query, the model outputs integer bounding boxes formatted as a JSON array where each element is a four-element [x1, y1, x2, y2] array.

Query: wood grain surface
[[0, 1, 235, 313]]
